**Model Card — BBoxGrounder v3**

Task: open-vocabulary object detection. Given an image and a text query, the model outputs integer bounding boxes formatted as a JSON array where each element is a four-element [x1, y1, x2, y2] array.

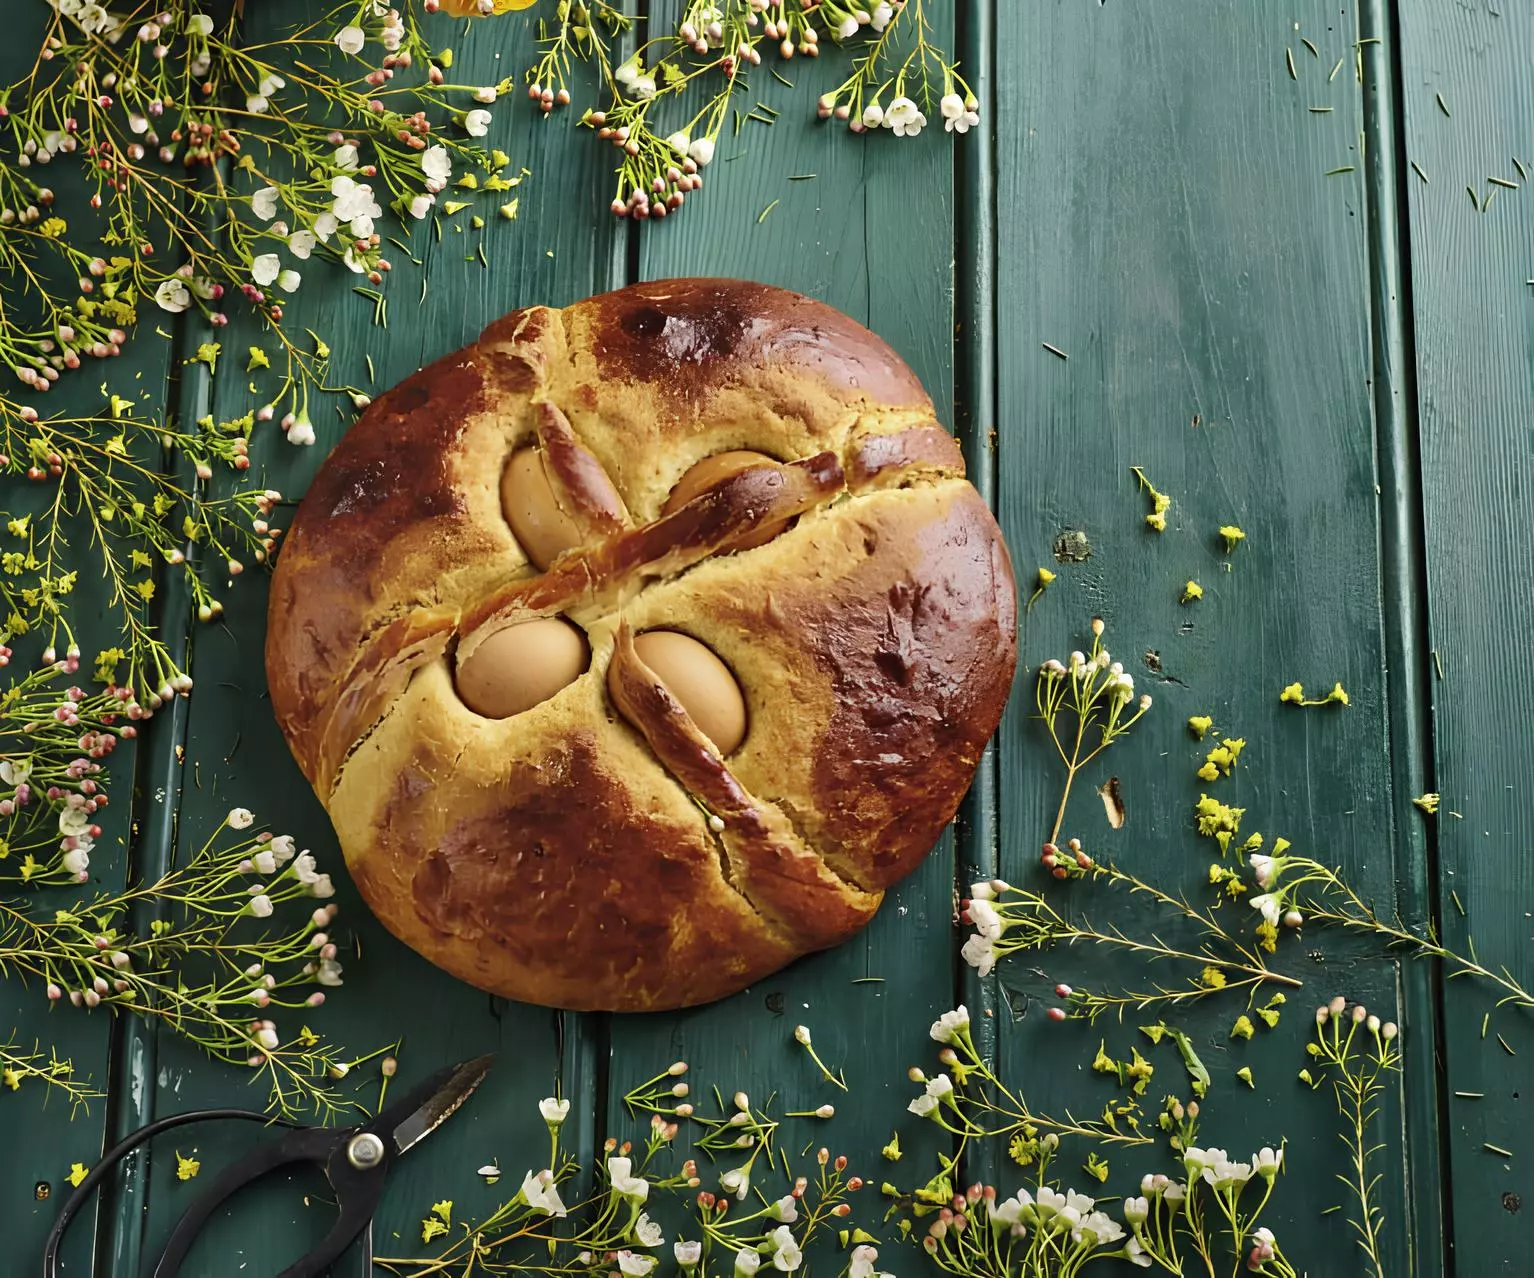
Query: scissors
[[42, 1053, 494, 1278]]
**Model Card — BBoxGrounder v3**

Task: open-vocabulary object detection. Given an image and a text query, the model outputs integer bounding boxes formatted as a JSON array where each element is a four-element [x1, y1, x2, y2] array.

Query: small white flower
[[969, 879, 996, 901], [248, 893, 274, 918], [941, 93, 966, 120], [616, 1252, 655, 1278], [719, 1163, 751, 1199], [473, 86, 498, 104], [518, 1169, 567, 1217], [316, 957, 344, 986], [688, 137, 716, 167], [633, 1212, 664, 1247], [408, 193, 435, 220], [1123, 1195, 1149, 1225], [0, 758, 32, 786], [539, 1096, 570, 1128], [837, 16, 859, 39], [251, 254, 280, 287], [768, 1195, 798, 1223], [62, 846, 91, 875], [253, 850, 277, 875], [861, 103, 885, 128], [292, 851, 318, 882], [674, 1241, 702, 1268], [907, 1092, 938, 1118], [255, 1024, 279, 1050], [1250, 893, 1282, 926], [630, 74, 657, 100], [1253, 1146, 1284, 1178], [870, 3, 894, 31], [1124, 1237, 1153, 1268], [186, 13, 213, 36], [334, 24, 365, 55], [929, 1005, 970, 1043], [259, 74, 285, 97], [228, 806, 255, 829], [333, 144, 359, 170], [769, 1225, 801, 1273], [968, 898, 1004, 939], [59, 806, 91, 836], [154, 279, 191, 313], [269, 834, 296, 862], [308, 873, 335, 897], [926, 1073, 954, 1102], [421, 144, 452, 184], [128, 113, 149, 135], [734, 1249, 762, 1277], [960, 932, 996, 976], [277, 269, 301, 293], [314, 211, 339, 238], [848, 1245, 880, 1278], [1079, 1210, 1124, 1246], [666, 131, 692, 156], [886, 96, 927, 138], [247, 94, 271, 115], [464, 109, 492, 137], [607, 1156, 650, 1205], [945, 104, 981, 135], [288, 229, 316, 260], [189, 275, 218, 299]]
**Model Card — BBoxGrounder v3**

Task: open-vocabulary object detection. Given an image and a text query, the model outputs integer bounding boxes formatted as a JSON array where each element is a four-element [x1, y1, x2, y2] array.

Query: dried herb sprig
[[0, 1036, 99, 1111], [1300, 998, 1400, 1278]]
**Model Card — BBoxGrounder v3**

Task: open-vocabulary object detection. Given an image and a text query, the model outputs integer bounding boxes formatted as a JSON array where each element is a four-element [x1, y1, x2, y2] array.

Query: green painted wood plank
[[599, 2, 965, 1257], [124, 6, 626, 1272], [994, 3, 1425, 1272], [0, 8, 184, 1271], [1398, 2, 1534, 1271]]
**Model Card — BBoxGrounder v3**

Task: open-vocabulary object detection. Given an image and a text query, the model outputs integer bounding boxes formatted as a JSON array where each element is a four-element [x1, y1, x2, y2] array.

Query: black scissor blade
[[388, 1053, 495, 1156]]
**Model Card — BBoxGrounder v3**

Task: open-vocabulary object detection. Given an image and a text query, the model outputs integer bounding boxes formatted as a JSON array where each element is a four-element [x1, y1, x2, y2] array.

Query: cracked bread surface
[[266, 278, 1017, 1011]]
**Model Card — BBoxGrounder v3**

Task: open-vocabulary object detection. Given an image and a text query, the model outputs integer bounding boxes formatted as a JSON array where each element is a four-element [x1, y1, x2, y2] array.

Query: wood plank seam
[[1358, 3, 1451, 1273], [954, 0, 1001, 1194]]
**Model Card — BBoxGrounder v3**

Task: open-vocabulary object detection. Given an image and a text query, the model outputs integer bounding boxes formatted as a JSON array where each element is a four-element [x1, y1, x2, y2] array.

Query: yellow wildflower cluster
[[1197, 736, 1246, 782]]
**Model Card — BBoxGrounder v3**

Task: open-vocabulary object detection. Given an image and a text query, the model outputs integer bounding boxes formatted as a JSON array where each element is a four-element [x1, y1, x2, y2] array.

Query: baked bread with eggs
[[266, 279, 1017, 1011]]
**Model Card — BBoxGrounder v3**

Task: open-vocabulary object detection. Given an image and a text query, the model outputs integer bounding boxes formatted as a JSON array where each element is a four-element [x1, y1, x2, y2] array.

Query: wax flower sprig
[[907, 1005, 1154, 1163], [1192, 767, 1534, 1015], [1, 392, 278, 702], [898, 1067, 1293, 1278], [0, 1037, 98, 1109], [5, 2, 506, 400], [1299, 998, 1399, 1278], [0, 808, 374, 1118], [378, 1082, 868, 1278], [1034, 618, 1153, 850]]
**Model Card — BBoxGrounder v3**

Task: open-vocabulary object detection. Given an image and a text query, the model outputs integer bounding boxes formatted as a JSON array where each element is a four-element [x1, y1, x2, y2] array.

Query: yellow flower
[[881, 1132, 902, 1162], [1036, 566, 1056, 587], [1145, 511, 1167, 532], [1256, 920, 1278, 953], [1200, 966, 1228, 990], [1280, 682, 1305, 704], [1197, 761, 1219, 782], [39, 217, 68, 239], [1413, 793, 1440, 815], [1327, 682, 1350, 705], [1208, 864, 1228, 884], [1083, 1152, 1110, 1183], [1236, 1066, 1254, 1088], [1181, 580, 1203, 603], [1188, 714, 1214, 739], [1230, 1015, 1255, 1040], [1219, 524, 1245, 551], [67, 1163, 89, 1188], [175, 1152, 201, 1181], [3, 1066, 18, 1090], [1091, 1041, 1117, 1074]]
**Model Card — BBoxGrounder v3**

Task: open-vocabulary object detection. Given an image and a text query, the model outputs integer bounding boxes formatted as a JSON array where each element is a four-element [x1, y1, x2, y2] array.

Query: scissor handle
[[152, 1124, 384, 1278]]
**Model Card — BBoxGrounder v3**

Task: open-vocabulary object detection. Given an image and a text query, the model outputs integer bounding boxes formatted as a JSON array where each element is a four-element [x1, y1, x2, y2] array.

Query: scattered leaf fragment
[[67, 1163, 89, 1188], [1236, 1066, 1255, 1088], [1097, 777, 1125, 829], [246, 346, 270, 372]]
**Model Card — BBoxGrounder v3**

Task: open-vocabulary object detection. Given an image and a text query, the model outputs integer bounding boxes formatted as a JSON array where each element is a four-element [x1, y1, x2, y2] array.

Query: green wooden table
[[7, 1, 1532, 1273]]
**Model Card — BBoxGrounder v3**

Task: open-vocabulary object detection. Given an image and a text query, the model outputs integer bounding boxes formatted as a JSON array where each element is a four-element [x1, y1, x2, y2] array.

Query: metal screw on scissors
[[41, 1054, 494, 1278]]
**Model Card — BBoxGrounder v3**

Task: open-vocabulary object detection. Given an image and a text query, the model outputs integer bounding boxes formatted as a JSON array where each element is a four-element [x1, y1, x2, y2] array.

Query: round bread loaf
[[266, 279, 1017, 1011]]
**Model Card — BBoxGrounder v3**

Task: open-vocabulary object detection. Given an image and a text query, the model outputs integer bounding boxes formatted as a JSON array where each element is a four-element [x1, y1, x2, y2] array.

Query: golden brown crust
[[267, 279, 1016, 1012]]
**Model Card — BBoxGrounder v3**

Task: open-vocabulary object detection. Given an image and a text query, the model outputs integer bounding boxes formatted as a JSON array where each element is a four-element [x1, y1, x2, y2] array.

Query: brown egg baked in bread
[[266, 278, 1017, 1012]]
